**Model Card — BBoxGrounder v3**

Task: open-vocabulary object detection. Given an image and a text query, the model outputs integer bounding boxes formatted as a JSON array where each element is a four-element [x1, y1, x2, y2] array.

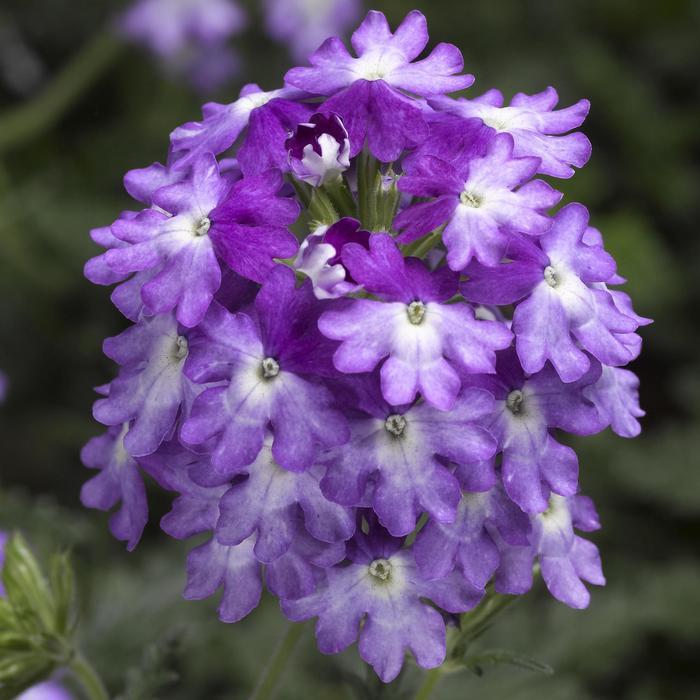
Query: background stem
[[249, 622, 306, 700], [0, 32, 122, 155], [69, 652, 110, 700], [414, 667, 442, 700]]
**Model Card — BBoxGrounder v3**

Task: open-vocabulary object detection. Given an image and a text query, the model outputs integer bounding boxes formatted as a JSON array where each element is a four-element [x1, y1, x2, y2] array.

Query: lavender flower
[[92, 313, 197, 457], [432, 86, 592, 178], [495, 494, 606, 609], [80, 424, 148, 551], [119, 0, 246, 92], [83, 7, 649, 682], [263, 0, 361, 61], [181, 266, 349, 479], [462, 204, 648, 382], [395, 131, 562, 269], [286, 10, 473, 161], [318, 233, 512, 410], [282, 522, 483, 682]]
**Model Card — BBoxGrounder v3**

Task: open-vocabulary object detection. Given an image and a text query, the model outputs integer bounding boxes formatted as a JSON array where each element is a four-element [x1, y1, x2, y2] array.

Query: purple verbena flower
[[395, 131, 562, 269], [282, 521, 483, 682], [462, 203, 647, 382], [80, 424, 148, 551], [495, 494, 605, 609], [432, 87, 591, 178], [462, 348, 604, 513], [321, 378, 497, 536], [181, 266, 349, 478], [170, 84, 310, 173], [414, 484, 530, 589], [286, 112, 350, 187], [285, 10, 474, 161], [216, 434, 355, 562], [93, 313, 198, 457], [319, 233, 512, 410], [584, 365, 645, 438]]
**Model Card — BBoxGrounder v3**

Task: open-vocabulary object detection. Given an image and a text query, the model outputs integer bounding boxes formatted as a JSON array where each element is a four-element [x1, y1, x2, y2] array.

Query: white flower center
[[544, 265, 559, 288], [384, 414, 407, 437], [369, 558, 392, 581], [261, 357, 280, 379], [460, 191, 482, 208], [506, 389, 524, 414], [195, 217, 211, 237], [406, 301, 426, 325]]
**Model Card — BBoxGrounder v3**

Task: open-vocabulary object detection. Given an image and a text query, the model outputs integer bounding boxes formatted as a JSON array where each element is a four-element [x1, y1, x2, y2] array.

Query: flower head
[[83, 7, 648, 681]]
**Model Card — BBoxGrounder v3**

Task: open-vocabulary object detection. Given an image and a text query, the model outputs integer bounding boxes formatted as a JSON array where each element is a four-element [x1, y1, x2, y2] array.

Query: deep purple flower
[[461, 349, 603, 513], [414, 484, 530, 589], [263, 0, 361, 61], [80, 424, 148, 551], [285, 10, 474, 161], [286, 112, 350, 187], [294, 217, 370, 299], [282, 522, 483, 682], [102, 155, 229, 327], [181, 266, 349, 479], [462, 204, 645, 382], [395, 131, 561, 269], [319, 234, 512, 410], [170, 84, 310, 173], [432, 87, 591, 178], [119, 0, 247, 91], [495, 494, 605, 609], [96, 162, 298, 326], [321, 378, 497, 536], [93, 313, 198, 457]]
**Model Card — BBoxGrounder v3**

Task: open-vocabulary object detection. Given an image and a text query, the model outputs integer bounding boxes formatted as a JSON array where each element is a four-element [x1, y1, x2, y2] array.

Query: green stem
[[69, 652, 110, 700], [414, 667, 443, 700], [323, 176, 357, 218], [249, 622, 306, 700], [0, 32, 123, 154]]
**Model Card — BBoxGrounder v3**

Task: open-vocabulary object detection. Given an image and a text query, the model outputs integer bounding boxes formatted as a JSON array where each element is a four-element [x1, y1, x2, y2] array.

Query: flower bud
[[294, 217, 369, 299], [286, 113, 350, 187]]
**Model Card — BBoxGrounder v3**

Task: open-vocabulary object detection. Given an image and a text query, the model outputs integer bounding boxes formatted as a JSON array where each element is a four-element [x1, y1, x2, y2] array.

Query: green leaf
[[49, 550, 77, 637], [462, 649, 554, 677], [1, 532, 55, 635]]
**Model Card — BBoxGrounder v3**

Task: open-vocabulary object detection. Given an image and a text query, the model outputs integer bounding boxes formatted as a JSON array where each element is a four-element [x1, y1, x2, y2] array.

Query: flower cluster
[[83, 9, 649, 682]]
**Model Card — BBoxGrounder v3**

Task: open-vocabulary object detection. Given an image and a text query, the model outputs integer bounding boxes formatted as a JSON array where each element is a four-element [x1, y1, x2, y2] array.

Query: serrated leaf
[[462, 649, 554, 677]]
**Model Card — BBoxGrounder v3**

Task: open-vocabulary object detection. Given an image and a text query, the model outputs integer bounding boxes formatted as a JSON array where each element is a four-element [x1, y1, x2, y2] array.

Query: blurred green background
[[0, 0, 699, 698]]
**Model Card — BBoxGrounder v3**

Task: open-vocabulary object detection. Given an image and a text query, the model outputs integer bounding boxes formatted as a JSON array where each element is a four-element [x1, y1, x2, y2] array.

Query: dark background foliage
[[0, 0, 698, 698]]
